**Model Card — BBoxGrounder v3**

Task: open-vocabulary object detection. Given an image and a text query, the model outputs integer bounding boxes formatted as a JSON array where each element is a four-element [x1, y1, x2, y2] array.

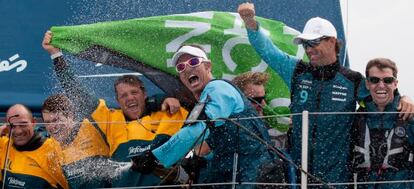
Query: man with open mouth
[[131, 45, 286, 188], [351, 58, 414, 188]]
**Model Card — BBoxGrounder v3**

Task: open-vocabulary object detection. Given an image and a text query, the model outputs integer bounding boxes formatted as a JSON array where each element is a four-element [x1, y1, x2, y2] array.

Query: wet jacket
[[204, 80, 281, 187], [247, 26, 367, 186], [0, 134, 69, 189], [106, 106, 188, 187], [57, 114, 111, 188], [152, 80, 283, 188], [351, 92, 414, 189], [53, 56, 187, 187]]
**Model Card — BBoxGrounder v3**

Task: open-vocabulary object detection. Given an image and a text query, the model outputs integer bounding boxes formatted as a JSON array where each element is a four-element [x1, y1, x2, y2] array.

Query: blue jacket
[[247, 26, 367, 186], [153, 80, 284, 188]]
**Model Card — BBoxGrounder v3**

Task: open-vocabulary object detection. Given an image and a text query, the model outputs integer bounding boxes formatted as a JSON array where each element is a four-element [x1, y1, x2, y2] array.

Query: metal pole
[[3, 115, 18, 189], [301, 111, 309, 189], [231, 152, 238, 189], [354, 173, 357, 189], [2, 127, 13, 189]]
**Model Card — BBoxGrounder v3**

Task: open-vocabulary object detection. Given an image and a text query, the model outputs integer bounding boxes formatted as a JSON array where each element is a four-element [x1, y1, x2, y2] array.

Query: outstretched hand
[[42, 30, 61, 55]]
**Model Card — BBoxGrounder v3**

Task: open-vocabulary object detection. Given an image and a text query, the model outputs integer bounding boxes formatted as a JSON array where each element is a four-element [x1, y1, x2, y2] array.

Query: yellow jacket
[[0, 136, 69, 189]]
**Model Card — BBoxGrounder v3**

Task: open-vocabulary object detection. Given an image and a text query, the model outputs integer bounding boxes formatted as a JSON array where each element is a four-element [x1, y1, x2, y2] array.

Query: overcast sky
[[340, 0, 414, 98]]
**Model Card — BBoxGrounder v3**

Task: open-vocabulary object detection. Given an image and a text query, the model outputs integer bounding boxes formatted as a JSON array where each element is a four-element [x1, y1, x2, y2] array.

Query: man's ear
[[115, 91, 121, 104], [31, 118, 37, 129], [205, 61, 212, 71]]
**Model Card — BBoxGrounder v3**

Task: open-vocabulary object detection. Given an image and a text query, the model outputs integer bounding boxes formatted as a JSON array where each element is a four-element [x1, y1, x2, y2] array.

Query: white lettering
[[222, 13, 268, 74], [165, 20, 211, 67], [66, 167, 85, 178], [332, 91, 347, 96], [301, 80, 312, 84], [8, 177, 25, 187], [128, 145, 151, 156], [0, 54, 27, 73], [332, 97, 347, 102], [333, 85, 348, 90]]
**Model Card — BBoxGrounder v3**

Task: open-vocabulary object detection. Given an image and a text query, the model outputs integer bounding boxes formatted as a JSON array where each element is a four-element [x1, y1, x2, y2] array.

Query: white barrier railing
[[301, 110, 309, 189]]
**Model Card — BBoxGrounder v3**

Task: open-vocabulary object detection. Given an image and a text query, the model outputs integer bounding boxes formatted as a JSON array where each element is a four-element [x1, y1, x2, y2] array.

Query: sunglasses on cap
[[302, 36, 329, 49], [368, 76, 395, 84], [248, 96, 266, 104], [175, 57, 205, 73]]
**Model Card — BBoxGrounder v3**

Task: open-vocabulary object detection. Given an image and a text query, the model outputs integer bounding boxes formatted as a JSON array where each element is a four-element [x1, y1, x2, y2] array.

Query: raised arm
[[42, 31, 99, 119], [238, 2, 298, 89]]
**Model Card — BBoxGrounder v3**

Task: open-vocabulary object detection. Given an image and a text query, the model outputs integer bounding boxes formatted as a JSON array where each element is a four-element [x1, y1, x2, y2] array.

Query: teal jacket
[[247, 25, 368, 186]]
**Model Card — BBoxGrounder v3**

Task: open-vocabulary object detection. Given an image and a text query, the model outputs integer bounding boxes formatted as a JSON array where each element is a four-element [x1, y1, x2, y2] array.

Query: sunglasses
[[368, 76, 395, 84], [175, 57, 205, 73], [248, 96, 266, 103], [301, 36, 329, 49]]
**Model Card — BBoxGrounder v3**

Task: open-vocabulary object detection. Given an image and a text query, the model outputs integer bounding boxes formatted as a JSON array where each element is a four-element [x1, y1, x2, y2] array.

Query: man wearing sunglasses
[[131, 45, 285, 187], [232, 71, 268, 116], [232, 71, 290, 146], [351, 58, 414, 188], [238, 2, 414, 187]]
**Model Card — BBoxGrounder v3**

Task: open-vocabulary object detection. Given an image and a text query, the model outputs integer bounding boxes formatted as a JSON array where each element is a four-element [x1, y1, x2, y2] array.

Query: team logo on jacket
[[128, 145, 151, 157], [8, 177, 25, 187], [66, 167, 85, 179], [331, 84, 348, 102], [298, 80, 312, 103], [395, 126, 406, 137]]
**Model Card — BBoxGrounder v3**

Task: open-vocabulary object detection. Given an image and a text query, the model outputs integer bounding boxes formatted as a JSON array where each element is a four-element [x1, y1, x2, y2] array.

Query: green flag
[[52, 11, 305, 131]]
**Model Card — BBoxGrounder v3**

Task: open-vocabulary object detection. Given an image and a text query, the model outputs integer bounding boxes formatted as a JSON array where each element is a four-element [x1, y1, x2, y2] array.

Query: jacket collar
[[310, 60, 340, 81], [14, 132, 45, 151]]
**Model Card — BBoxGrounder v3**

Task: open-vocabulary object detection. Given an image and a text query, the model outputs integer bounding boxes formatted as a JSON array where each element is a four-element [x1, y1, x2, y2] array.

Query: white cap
[[171, 46, 208, 65], [293, 17, 337, 44]]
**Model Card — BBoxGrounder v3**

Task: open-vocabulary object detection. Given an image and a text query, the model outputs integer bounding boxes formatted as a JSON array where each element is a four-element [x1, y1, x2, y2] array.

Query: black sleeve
[[145, 93, 169, 113], [53, 56, 100, 120]]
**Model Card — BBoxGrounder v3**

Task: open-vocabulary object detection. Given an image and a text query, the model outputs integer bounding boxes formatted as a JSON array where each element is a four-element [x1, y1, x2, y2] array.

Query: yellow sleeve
[[91, 99, 128, 155], [154, 107, 189, 136], [91, 99, 112, 134], [0, 137, 9, 182], [45, 139, 70, 189]]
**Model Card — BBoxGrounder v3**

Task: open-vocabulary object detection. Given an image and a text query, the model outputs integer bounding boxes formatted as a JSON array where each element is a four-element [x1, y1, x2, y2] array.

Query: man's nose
[[12, 126, 22, 135], [305, 46, 313, 53], [377, 80, 386, 87], [126, 93, 135, 100]]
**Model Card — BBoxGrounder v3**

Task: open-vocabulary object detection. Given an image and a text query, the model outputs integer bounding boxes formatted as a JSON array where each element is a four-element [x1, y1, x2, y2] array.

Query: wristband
[[50, 51, 63, 60]]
